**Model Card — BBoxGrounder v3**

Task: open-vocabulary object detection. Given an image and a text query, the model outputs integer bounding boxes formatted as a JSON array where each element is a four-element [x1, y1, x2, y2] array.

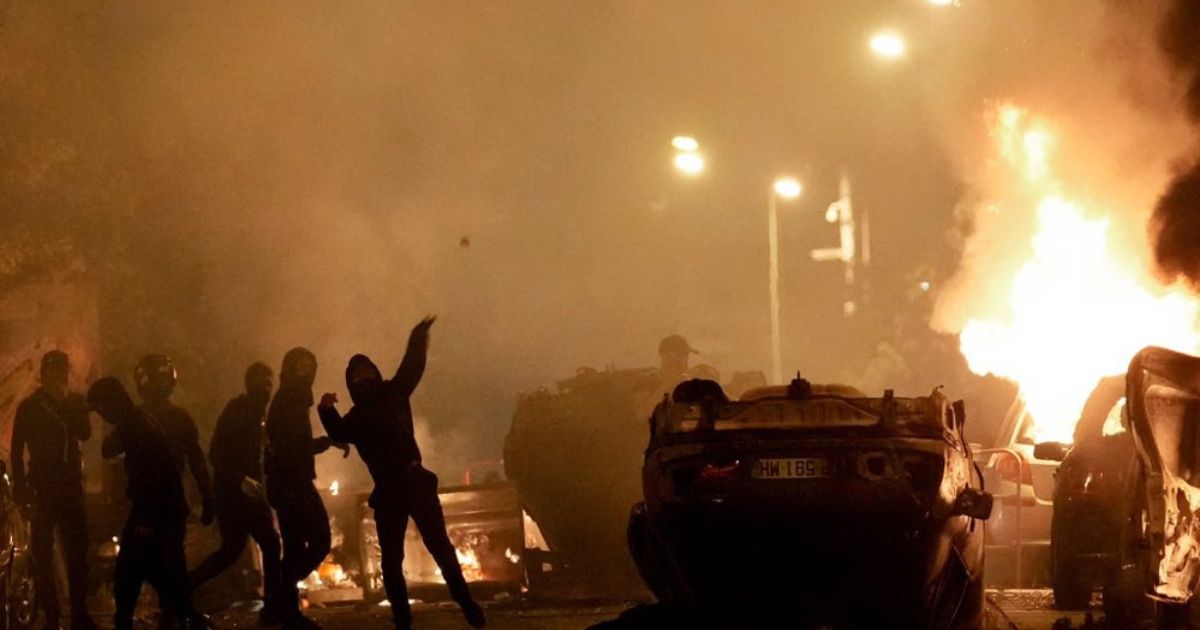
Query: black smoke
[[1153, 0, 1200, 286]]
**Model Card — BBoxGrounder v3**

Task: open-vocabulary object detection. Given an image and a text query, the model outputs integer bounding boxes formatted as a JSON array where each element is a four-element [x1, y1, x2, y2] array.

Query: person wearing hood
[[318, 316, 485, 630], [265, 347, 346, 630], [10, 351, 99, 630], [190, 362, 282, 624], [88, 377, 209, 630]]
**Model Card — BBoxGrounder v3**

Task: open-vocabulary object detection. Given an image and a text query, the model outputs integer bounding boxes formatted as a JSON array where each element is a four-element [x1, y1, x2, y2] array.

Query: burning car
[[627, 377, 992, 628], [1031, 376, 1132, 609], [1113, 346, 1200, 627]]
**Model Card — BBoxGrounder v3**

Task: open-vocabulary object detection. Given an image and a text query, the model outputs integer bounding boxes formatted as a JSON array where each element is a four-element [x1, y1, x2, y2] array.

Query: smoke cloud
[[1152, 0, 1200, 287]]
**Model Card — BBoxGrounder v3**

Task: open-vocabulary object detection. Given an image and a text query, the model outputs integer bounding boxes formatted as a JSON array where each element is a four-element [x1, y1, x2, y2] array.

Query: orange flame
[[956, 103, 1200, 443]]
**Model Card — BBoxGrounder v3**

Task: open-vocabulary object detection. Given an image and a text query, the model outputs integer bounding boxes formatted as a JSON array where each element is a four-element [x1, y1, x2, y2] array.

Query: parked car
[[0, 461, 37, 630], [980, 395, 1058, 587], [1034, 376, 1131, 609], [627, 377, 992, 628]]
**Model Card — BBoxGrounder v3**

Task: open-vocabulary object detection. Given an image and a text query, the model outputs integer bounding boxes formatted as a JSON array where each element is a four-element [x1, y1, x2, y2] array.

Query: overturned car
[[627, 378, 992, 628]]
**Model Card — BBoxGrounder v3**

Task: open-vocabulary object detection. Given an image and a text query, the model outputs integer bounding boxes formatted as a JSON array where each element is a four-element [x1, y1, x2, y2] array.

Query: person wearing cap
[[265, 348, 347, 630], [190, 362, 283, 624], [88, 377, 209, 630], [658, 334, 699, 395], [10, 351, 99, 630], [317, 317, 485, 630]]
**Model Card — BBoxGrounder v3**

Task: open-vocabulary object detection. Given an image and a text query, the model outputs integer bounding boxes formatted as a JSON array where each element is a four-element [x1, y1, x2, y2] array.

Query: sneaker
[[460, 600, 486, 629]]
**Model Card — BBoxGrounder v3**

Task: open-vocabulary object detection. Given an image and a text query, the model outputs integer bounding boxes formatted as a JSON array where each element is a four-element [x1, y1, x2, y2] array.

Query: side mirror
[[951, 487, 993, 520], [1033, 441, 1071, 462]]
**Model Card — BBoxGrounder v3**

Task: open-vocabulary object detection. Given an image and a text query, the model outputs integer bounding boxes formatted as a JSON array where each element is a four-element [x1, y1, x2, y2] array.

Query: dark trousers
[[113, 508, 193, 630], [374, 468, 472, 627], [30, 486, 91, 624], [189, 485, 281, 605], [269, 481, 329, 616]]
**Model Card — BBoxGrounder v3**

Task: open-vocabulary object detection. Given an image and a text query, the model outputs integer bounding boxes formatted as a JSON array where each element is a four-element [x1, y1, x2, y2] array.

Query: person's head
[[280, 347, 317, 389], [658, 335, 697, 374], [40, 350, 70, 399], [244, 362, 274, 404], [134, 354, 177, 403], [345, 354, 383, 404], [87, 377, 136, 424]]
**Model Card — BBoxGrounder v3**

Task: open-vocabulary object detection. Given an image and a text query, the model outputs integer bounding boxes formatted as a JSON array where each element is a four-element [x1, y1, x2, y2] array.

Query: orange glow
[[957, 103, 1200, 443]]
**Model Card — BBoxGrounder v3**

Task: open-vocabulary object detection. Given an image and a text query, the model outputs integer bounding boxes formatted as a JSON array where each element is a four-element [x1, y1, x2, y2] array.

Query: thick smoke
[[1152, 1, 1200, 287]]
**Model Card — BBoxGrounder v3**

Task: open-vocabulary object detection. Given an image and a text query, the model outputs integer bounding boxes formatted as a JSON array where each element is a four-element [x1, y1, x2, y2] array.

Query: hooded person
[[318, 316, 485, 630], [89, 377, 208, 630], [264, 347, 346, 630], [190, 362, 283, 624], [10, 351, 99, 630]]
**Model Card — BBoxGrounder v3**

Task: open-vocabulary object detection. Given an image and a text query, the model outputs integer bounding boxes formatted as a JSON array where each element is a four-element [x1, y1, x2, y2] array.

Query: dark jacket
[[265, 385, 319, 485], [209, 394, 268, 493], [91, 379, 187, 521], [318, 326, 428, 506], [11, 388, 91, 492], [103, 400, 213, 509]]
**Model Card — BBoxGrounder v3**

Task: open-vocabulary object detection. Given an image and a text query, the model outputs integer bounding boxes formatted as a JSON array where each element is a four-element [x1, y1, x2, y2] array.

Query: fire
[[456, 547, 484, 582], [955, 103, 1200, 443]]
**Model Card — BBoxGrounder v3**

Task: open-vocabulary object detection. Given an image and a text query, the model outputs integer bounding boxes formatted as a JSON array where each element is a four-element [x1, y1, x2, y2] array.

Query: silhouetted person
[[89, 377, 209, 630], [10, 351, 99, 630], [318, 317, 485, 630], [190, 362, 282, 624], [265, 347, 345, 630], [658, 335, 698, 395]]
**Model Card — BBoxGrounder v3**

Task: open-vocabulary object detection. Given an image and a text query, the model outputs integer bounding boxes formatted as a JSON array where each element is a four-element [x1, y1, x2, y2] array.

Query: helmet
[[40, 350, 69, 382], [134, 354, 177, 401], [659, 335, 698, 357]]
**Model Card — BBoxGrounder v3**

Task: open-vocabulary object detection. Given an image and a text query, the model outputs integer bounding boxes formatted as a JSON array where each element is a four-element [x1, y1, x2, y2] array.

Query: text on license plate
[[752, 457, 832, 479]]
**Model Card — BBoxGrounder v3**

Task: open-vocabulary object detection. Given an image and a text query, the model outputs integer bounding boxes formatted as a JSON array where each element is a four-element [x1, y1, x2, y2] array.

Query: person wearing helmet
[[105, 355, 216, 527], [658, 334, 699, 395], [318, 317, 485, 630], [88, 377, 209, 630], [189, 362, 282, 624], [10, 351, 99, 630], [265, 348, 346, 630]]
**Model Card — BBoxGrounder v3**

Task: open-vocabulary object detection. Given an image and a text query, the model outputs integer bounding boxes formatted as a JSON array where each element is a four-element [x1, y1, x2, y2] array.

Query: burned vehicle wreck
[[1117, 346, 1200, 627], [627, 378, 992, 628]]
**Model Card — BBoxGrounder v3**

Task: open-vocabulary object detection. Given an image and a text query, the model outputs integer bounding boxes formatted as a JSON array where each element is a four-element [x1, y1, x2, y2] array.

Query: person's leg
[[298, 485, 330, 579], [113, 520, 148, 630], [157, 517, 202, 628], [189, 496, 250, 591], [30, 497, 62, 627], [408, 470, 484, 628], [58, 492, 96, 630], [271, 489, 320, 629], [372, 505, 412, 630], [245, 497, 282, 613]]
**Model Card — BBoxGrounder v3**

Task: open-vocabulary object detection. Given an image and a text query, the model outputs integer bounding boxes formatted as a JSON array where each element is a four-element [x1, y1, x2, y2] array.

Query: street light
[[673, 152, 705, 176], [671, 135, 700, 152], [869, 31, 906, 59], [768, 176, 802, 384]]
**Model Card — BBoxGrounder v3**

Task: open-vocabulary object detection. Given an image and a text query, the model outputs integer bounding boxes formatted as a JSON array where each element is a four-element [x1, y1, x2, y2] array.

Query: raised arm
[[317, 393, 351, 443], [392, 316, 435, 397]]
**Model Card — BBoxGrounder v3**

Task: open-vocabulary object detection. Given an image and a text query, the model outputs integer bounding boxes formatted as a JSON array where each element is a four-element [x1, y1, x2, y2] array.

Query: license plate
[[752, 457, 831, 479]]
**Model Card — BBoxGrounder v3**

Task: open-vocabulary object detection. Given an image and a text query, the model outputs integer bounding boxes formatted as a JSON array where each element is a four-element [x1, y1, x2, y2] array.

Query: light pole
[[672, 135, 705, 177], [769, 177, 802, 384]]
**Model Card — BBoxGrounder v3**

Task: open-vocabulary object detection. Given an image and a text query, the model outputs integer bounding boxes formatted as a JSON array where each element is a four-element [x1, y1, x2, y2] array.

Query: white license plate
[[752, 457, 832, 479]]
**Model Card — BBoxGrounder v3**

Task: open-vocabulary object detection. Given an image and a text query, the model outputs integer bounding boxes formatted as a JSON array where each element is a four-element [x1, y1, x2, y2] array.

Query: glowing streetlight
[[767, 177, 803, 384], [773, 177, 803, 200], [869, 31, 906, 59], [673, 152, 705, 176], [671, 135, 700, 152]]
